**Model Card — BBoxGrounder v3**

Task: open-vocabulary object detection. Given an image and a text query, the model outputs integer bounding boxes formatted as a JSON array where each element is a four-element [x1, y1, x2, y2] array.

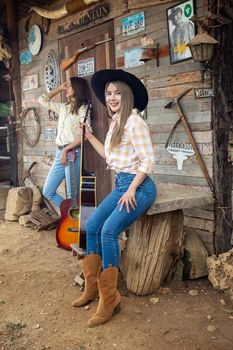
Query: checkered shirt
[[104, 110, 155, 175]]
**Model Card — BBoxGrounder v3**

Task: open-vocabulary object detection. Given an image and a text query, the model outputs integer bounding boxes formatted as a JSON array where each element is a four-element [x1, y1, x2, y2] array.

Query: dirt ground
[[0, 211, 233, 350]]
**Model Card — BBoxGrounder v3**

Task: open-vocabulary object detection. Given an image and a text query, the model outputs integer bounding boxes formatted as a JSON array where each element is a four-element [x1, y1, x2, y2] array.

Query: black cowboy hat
[[91, 69, 148, 112]]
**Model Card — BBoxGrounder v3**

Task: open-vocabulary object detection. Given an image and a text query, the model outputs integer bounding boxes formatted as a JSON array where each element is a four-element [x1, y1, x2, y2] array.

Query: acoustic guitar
[[56, 100, 96, 251]]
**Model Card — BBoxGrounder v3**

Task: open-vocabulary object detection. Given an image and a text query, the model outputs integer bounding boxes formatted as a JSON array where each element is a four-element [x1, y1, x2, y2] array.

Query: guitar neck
[[69, 159, 77, 208], [80, 100, 92, 177]]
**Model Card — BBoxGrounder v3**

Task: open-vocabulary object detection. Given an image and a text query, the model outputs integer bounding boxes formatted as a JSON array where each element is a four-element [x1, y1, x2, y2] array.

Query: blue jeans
[[86, 172, 157, 269], [43, 147, 81, 208]]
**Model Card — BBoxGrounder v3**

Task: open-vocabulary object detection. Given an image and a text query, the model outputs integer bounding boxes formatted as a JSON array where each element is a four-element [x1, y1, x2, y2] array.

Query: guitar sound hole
[[69, 208, 79, 220]]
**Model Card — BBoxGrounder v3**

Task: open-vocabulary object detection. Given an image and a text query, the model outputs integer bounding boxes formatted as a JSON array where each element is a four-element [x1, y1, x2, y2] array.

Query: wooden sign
[[194, 88, 215, 98], [57, 3, 110, 34]]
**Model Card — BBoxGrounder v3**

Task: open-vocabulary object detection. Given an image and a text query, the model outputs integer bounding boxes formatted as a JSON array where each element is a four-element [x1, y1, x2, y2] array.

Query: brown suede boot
[[87, 266, 121, 327], [72, 254, 102, 307]]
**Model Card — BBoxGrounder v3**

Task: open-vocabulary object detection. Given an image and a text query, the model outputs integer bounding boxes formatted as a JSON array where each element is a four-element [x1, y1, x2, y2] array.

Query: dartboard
[[44, 51, 59, 92]]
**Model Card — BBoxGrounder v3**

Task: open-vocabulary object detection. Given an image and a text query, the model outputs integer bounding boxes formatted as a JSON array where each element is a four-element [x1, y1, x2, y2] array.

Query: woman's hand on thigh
[[118, 188, 137, 213]]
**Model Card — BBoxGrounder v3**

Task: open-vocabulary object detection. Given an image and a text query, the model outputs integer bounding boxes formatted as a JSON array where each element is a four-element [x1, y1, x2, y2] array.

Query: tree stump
[[120, 209, 184, 295]]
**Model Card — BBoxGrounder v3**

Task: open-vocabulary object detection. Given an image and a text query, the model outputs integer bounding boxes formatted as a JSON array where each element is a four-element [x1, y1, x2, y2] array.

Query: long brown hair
[[105, 81, 134, 149], [70, 77, 90, 114]]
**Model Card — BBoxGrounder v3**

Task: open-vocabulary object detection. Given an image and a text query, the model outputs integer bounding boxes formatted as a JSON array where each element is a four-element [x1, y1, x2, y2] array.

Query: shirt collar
[[112, 113, 118, 121]]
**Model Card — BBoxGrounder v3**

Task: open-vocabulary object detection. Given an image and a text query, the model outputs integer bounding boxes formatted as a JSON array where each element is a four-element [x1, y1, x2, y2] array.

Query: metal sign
[[124, 47, 144, 69], [77, 57, 95, 77], [194, 88, 215, 98], [122, 12, 145, 36], [44, 127, 57, 141], [166, 142, 194, 170]]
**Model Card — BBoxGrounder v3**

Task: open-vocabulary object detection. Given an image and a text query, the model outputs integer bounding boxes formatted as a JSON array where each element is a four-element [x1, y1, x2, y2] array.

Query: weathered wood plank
[[147, 72, 201, 89], [193, 228, 214, 245], [154, 143, 213, 155], [149, 122, 211, 133], [148, 96, 211, 110], [184, 216, 215, 233], [151, 130, 212, 144], [147, 187, 214, 215], [128, 0, 171, 10], [183, 208, 215, 221], [155, 153, 212, 168], [184, 227, 215, 255], [155, 181, 212, 193], [147, 111, 211, 125], [149, 82, 213, 100], [153, 174, 211, 187], [154, 164, 213, 178]]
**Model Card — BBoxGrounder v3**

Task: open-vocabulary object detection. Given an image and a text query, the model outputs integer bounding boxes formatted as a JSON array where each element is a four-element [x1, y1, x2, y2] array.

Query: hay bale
[[4, 187, 33, 221]]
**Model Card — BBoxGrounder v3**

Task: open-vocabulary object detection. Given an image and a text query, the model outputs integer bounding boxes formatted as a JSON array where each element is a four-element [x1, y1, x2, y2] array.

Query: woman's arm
[[38, 82, 68, 114], [118, 115, 155, 213], [47, 82, 67, 99], [81, 123, 105, 159], [87, 134, 105, 159]]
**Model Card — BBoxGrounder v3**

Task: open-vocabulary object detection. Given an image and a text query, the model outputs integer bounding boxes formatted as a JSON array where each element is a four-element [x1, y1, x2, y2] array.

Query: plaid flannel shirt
[[104, 110, 155, 175]]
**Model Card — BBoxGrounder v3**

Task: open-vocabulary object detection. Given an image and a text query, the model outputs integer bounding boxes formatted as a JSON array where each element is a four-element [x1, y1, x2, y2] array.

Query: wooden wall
[[18, 0, 216, 253], [114, 0, 215, 254], [18, 0, 128, 200]]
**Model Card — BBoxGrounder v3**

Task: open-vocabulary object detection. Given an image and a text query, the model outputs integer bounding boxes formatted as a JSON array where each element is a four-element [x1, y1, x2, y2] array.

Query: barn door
[[59, 21, 115, 203]]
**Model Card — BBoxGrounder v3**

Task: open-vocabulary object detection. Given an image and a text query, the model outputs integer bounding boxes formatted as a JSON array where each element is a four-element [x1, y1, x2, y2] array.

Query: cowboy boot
[[87, 266, 121, 327], [72, 253, 102, 307]]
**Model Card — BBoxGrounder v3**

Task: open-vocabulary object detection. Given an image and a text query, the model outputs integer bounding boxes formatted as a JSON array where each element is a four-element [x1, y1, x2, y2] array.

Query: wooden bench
[[120, 187, 214, 296]]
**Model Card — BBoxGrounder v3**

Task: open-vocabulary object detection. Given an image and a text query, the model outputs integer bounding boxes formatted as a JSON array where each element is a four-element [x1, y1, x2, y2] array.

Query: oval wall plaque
[[44, 51, 59, 93]]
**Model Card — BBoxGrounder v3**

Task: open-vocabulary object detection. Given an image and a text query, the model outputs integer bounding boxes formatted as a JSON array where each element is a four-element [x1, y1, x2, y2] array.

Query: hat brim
[[91, 69, 148, 112]]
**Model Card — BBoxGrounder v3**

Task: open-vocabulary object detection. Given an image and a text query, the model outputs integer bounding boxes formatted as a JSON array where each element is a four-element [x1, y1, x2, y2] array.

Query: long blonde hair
[[105, 81, 134, 149]]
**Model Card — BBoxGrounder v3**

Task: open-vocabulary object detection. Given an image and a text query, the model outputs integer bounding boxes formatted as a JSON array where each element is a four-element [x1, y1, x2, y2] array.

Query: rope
[[20, 107, 41, 147]]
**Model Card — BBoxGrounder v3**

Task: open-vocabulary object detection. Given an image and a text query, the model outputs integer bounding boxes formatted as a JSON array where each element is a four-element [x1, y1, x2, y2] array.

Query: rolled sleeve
[[130, 118, 155, 174], [38, 95, 61, 115]]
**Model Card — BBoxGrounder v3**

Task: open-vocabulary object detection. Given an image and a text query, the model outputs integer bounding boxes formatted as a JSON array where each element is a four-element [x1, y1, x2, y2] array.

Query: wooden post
[[211, 2, 233, 254], [7, 0, 23, 185], [120, 210, 184, 295]]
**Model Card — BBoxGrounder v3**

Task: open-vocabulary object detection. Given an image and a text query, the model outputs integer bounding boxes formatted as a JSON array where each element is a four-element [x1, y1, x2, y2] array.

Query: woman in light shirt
[[38, 77, 90, 210], [72, 69, 157, 327]]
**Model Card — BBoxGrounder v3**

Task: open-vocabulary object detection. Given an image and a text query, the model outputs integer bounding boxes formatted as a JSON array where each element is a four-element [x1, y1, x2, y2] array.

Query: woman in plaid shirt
[[72, 69, 157, 327]]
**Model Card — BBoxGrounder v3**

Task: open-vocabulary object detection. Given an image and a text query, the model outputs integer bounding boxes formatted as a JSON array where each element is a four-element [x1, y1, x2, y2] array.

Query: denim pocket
[[115, 173, 135, 187], [137, 177, 157, 204]]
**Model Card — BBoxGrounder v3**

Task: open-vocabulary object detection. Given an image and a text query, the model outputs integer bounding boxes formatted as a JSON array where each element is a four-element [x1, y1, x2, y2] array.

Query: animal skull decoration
[[0, 33, 12, 69], [31, 0, 100, 19], [167, 142, 195, 170]]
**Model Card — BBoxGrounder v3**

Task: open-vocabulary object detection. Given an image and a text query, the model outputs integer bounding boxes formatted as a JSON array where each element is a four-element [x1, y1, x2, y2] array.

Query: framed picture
[[167, 0, 195, 64], [22, 74, 39, 91]]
